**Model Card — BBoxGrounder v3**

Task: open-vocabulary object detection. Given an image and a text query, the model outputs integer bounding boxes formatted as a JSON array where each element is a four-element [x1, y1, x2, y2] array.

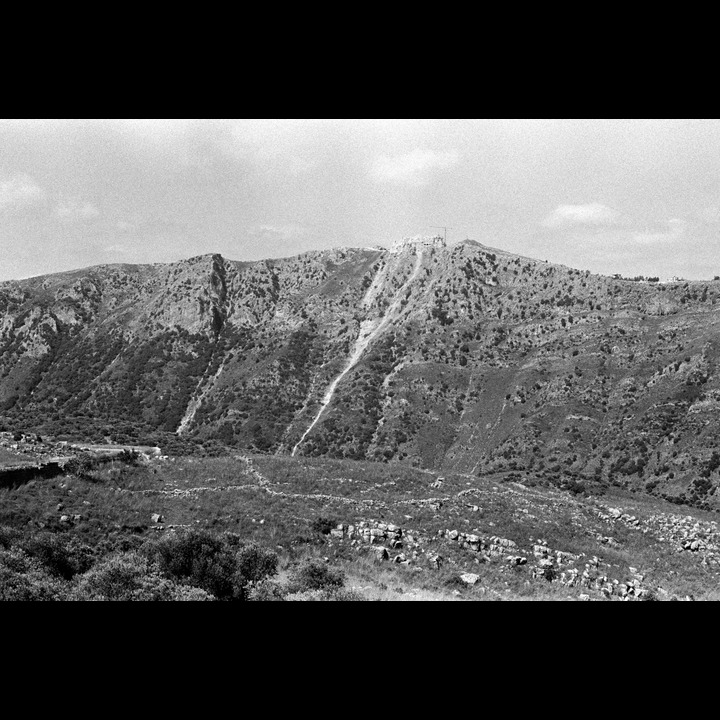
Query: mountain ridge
[[2, 239, 720, 511]]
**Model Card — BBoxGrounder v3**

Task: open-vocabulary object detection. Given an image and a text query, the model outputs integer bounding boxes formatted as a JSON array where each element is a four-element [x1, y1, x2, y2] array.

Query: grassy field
[[1, 451, 719, 600], [0, 447, 45, 468]]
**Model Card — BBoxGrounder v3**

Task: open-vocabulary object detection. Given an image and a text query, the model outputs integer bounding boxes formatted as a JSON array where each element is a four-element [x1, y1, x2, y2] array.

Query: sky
[[1, 118, 719, 282]]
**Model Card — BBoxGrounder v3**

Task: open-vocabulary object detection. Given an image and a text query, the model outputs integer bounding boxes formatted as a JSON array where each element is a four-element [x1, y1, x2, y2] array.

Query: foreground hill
[[2, 238, 720, 510], [2, 451, 718, 600]]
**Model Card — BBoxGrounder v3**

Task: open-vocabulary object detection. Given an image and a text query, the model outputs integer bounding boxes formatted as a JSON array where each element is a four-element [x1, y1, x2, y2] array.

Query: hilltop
[[2, 237, 720, 512]]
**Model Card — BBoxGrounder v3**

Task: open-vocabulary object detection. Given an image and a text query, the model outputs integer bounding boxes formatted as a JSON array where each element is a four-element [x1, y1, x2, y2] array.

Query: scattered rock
[[460, 573, 480, 585]]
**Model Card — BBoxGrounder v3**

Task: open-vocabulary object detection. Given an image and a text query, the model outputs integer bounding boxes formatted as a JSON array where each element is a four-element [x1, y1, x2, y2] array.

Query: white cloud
[[56, 200, 100, 222], [0, 175, 46, 213], [542, 203, 619, 228], [251, 223, 309, 240], [372, 148, 459, 186], [632, 218, 686, 245]]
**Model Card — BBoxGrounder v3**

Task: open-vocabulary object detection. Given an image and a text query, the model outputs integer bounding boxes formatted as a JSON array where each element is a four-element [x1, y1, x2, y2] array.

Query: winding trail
[[291, 248, 424, 456]]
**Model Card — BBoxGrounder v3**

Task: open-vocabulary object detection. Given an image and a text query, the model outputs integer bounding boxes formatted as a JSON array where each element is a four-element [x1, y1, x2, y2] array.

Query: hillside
[[2, 238, 720, 511], [2, 450, 718, 601]]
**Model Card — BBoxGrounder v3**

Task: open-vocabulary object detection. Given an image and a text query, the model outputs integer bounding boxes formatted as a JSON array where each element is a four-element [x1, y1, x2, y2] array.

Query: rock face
[[3, 241, 720, 509]]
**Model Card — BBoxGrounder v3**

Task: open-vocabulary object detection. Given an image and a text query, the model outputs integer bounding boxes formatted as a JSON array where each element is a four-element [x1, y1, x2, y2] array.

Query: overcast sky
[[1, 118, 719, 282]]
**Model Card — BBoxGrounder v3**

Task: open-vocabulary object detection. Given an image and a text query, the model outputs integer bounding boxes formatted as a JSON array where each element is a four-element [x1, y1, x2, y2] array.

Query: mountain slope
[[2, 239, 720, 509]]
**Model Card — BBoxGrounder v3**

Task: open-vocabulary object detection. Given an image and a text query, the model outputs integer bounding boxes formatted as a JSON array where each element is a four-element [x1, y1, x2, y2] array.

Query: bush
[[286, 558, 345, 594], [117, 449, 140, 466], [144, 530, 278, 601], [248, 579, 286, 601], [0, 526, 21, 550], [64, 453, 102, 481], [22, 532, 94, 580], [0, 548, 70, 601], [234, 542, 278, 589], [145, 530, 237, 600], [310, 517, 336, 535], [71, 551, 212, 601]]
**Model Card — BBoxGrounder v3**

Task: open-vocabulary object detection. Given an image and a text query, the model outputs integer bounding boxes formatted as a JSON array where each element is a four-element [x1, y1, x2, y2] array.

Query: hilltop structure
[[391, 235, 446, 253]]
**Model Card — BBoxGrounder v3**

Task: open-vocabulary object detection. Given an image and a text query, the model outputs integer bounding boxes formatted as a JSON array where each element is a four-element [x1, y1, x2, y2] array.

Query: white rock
[[460, 573, 480, 585]]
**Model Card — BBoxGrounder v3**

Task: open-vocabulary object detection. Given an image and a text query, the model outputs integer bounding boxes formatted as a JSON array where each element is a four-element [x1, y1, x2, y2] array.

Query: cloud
[[632, 218, 686, 245], [372, 148, 459, 186], [56, 200, 101, 222], [0, 175, 47, 213], [542, 203, 619, 228], [250, 223, 309, 240]]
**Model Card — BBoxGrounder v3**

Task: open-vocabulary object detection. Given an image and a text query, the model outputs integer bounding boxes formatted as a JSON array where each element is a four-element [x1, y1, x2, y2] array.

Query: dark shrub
[[0, 548, 69, 601], [310, 517, 336, 535], [287, 558, 345, 594], [117, 449, 140, 465], [146, 529, 237, 600], [71, 551, 212, 601], [64, 453, 102, 481], [145, 530, 278, 600], [0, 526, 21, 550], [234, 542, 278, 588], [248, 579, 286, 601], [22, 532, 94, 580]]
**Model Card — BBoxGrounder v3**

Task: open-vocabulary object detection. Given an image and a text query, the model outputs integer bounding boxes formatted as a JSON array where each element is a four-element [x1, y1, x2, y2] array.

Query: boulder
[[460, 573, 480, 585], [374, 546, 389, 561]]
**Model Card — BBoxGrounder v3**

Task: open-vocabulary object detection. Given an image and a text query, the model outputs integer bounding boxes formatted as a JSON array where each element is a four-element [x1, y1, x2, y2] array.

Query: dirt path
[[177, 360, 226, 435], [291, 249, 424, 456]]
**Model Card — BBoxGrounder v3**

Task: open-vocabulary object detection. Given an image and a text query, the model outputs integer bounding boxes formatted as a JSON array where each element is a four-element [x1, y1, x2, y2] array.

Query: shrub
[[22, 532, 94, 580], [117, 449, 140, 466], [145, 529, 237, 600], [72, 551, 211, 601], [64, 453, 102, 481], [145, 530, 278, 600], [310, 517, 336, 535], [286, 558, 345, 594], [0, 548, 70, 601], [248, 579, 286, 601], [0, 526, 21, 550], [234, 541, 278, 589]]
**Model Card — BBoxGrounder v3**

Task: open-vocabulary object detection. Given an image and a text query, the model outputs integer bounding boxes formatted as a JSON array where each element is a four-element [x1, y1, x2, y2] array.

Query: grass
[[0, 447, 42, 467], [2, 451, 720, 600]]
